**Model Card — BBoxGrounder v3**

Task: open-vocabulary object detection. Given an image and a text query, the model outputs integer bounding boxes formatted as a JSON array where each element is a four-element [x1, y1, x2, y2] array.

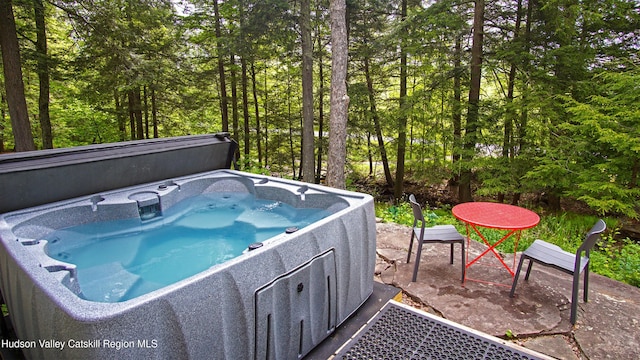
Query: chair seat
[[510, 219, 606, 325], [413, 225, 465, 242], [406, 194, 467, 283], [523, 240, 589, 274]]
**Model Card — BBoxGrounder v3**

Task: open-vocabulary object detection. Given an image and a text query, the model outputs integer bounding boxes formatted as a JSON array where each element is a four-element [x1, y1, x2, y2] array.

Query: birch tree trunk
[[327, 0, 348, 189], [301, 0, 315, 183]]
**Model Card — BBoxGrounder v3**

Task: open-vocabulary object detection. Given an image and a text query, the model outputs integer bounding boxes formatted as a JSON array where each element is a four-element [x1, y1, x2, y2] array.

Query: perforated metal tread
[[335, 301, 546, 360]]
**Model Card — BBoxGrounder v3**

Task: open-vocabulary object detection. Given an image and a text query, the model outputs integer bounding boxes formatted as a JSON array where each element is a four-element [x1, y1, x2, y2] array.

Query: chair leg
[[509, 255, 527, 298], [460, 242, 465, 282], [411, 242, 424, 282], [449, 243, 454, 264], [407, 231, 415, 264], [571, 270, 581, 325], [524, 259, 534, 281], [583, 264, 590, 303]]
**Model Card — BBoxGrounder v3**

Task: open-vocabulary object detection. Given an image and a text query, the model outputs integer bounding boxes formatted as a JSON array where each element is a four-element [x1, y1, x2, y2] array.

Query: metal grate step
[[335, 301, 548, 360]]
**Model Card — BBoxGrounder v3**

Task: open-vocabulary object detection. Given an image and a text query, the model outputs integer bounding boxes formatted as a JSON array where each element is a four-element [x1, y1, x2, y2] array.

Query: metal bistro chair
[[509, 219, 606, 324], [406, 194, 465, 282]]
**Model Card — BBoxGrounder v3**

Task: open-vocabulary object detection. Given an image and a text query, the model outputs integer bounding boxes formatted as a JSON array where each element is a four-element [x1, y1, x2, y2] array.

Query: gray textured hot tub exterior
[[0, 170, 376, 360]]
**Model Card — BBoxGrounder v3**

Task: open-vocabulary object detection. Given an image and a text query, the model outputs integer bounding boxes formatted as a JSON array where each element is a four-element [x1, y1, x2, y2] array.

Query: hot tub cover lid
[[0, 133, 237, 214]]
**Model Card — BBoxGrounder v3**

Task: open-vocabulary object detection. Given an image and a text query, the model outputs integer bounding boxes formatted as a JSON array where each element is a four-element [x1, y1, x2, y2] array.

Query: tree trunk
[[504, 0, 523, 159], [127, 90, 135, 140], [213, 0, 229, 132], [301, 0, 315, 183], [263, 66, 269, 166], [449, 35, 463, 197], [143, 85, 149, 139], [238, 0, 250, 167], [241, 57, 250, 165], [327, 0, 349, 189], [250, 61, 262, 166], [127, 88, 143, 140], [503, 0, 524, 204], [1, 93, 6, 152], [394, 0, 408, 201], [151, 86, 158, 138], [518, 0, 534, 154], [230, 54, 239, 143], [315, 33, 325, 184], [230, 54, 240, 165], [114, 89, 126, 141], [459, 0, 485, 203], [452, 36, 463, 160], [364, 57, 393, 188], [34, 0, 52, 149], [135, 88, 143, 140], [287, 70, 297, 178], [0, 0, 35, 151], [367, 132, 373, 177]]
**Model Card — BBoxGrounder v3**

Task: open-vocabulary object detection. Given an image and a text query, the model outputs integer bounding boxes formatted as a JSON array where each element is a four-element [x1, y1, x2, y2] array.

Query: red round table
[[452, 202, 540, 284]]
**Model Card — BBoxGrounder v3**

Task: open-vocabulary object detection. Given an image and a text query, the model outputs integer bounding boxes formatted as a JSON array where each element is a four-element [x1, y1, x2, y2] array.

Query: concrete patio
[[373, 221, 640, 360]]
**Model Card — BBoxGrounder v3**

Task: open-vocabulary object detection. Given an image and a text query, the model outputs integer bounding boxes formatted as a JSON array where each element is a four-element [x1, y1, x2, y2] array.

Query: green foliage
[[405, 159, 453, 186], [242, 161, 272, 176], [376, 201, 445, 228], [476, 157, 518, 197], [591, 236, 640, 287], [523, 66, 640, 219], [376, 202, 416, 227]]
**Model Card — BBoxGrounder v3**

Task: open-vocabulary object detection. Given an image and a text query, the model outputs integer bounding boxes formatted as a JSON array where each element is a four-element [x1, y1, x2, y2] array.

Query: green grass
[[375, 201, 640, 287]]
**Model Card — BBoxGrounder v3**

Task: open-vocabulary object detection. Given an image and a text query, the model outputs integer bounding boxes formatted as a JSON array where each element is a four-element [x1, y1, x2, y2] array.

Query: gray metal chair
[[509, 219, 606, 324], [406, 194, 465, 282]]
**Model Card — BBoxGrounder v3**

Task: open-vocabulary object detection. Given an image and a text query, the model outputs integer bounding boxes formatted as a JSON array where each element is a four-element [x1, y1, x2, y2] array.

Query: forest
[[1, 0, 639, 219]]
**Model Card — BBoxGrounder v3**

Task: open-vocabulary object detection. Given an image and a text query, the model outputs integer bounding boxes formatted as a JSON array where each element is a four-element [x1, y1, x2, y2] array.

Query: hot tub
[[0, 169, 376, 359]]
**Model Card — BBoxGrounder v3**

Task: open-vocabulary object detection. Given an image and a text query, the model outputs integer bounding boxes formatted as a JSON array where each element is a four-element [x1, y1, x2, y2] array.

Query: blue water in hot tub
[[43, 192, 330, 303]]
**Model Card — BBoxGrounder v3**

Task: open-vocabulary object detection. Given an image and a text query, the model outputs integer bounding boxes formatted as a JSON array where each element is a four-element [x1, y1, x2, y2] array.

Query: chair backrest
[[577, 219, 607, 258], [408, 194, 425, 227]]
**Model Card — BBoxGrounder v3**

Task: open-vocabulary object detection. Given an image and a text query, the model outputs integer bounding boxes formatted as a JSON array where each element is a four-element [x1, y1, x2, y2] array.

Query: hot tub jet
[[128, 191, 162, 220]]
